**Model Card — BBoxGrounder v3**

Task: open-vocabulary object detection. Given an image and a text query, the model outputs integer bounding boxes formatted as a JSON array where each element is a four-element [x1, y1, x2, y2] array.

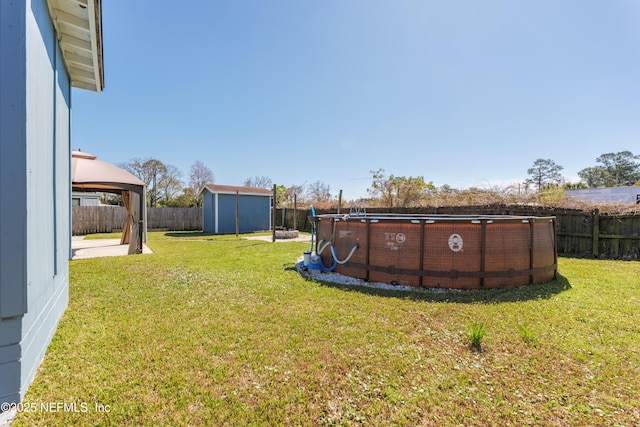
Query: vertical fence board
[[73, 207, 202, 235]]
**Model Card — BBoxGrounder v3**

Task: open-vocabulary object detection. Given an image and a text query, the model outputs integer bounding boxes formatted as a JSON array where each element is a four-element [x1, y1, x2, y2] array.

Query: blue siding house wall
[[565, 186, 640, 205], [0, 0, 104, 410], [201, 185, 272, 234]]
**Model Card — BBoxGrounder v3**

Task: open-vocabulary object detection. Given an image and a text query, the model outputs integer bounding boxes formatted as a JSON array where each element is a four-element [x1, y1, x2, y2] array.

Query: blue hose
[[309, 205, 316, 253], [308, 205, 338, 272], [320, 257, 337, 272]]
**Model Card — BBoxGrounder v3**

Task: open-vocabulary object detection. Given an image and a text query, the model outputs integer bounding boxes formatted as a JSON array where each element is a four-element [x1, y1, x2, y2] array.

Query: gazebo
[[71, 151, 147, 254]]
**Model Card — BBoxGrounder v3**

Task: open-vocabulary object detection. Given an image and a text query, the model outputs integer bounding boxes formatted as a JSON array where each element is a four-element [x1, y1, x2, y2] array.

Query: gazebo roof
[[71, 151, 146, 194]]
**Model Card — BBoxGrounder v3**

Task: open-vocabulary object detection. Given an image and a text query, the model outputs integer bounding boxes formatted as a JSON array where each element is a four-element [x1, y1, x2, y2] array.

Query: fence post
[[592, 208, 599, 258], [235, 190, 239, 237], [528, 219, 535, 284], [272, 184, 277, 242], [480, 220, 487, 288]]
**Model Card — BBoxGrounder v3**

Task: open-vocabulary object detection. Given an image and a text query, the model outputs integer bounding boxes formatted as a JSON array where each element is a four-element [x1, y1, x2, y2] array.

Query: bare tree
[[119, 157, 168, 207], [243, 176, 272, 189], [118, 158, 149, 183], [367, 168, 433, 207], [281, 184, 305, 208], [306, 180, 332, 204], [189, 160, 215, 194], [157, 164, 184, 203], [367, 169, 395, 207]]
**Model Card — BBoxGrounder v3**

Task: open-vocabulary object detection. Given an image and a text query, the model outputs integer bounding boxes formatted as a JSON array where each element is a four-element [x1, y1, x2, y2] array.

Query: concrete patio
[[71, 236, 153, 260]]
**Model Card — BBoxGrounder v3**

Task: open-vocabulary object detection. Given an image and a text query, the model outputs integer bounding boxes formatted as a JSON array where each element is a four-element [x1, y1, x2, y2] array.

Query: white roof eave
[[47, 0, 104, 92]]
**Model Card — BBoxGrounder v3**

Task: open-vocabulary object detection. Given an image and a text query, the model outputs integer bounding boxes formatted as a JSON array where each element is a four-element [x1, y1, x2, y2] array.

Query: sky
[[72, 0, 640, 200]]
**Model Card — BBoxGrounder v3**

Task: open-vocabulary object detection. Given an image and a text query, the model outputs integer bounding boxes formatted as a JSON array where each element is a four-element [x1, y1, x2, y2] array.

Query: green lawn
[[14, 232, 640, 426]]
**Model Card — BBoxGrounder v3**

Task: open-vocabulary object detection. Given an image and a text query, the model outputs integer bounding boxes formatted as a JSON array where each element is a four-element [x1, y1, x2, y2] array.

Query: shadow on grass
[[290, 264, 572, 304], [163, 231, 273, 240], [162, 231, 257, 242], [164, 231, 215, 238]]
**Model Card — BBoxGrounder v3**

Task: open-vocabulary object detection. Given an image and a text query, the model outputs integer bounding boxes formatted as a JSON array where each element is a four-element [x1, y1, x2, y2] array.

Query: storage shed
[[200, 185, 272, 234]]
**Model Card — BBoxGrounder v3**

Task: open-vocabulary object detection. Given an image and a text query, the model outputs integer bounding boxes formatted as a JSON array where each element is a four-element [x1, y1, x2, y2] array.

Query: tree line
[[106, 158, 335, 208], [105, 150, 639, 208], [103, 159, 215, 207], [526, 151, 640, 190], [367, 151, 639, 208]]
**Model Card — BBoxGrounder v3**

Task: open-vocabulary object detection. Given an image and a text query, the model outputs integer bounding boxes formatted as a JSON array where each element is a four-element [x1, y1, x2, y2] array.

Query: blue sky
[[72, 0, 640, 200]]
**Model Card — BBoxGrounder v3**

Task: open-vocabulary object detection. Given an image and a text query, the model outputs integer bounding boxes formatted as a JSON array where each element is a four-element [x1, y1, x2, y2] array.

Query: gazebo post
[[141, 186, 147, 245]]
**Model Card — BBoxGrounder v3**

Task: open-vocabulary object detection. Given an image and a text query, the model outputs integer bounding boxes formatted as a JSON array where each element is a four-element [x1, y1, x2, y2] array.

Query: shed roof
[[47, 0, 104, 92], [200, 184, 272, 197]]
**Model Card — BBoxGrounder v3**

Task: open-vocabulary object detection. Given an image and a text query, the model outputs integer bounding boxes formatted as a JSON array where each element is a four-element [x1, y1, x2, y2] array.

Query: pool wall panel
[[532, 220, 557, 283], [422, 222, 482, 289], [484, 222, 530, 288], [314, 215, 557, 290], [368, 222, 422, 286]]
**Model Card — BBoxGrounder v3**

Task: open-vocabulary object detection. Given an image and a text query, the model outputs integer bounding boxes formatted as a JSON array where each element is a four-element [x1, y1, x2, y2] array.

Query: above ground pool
[[311, 213, 557, 290]]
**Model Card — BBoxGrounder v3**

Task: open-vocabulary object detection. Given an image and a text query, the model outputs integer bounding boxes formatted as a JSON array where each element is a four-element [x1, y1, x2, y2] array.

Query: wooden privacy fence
[[146, 207, 202, 231], [73, 205, 639, 259], [72, 206, 202, 235], [276, 205, 640, 260]]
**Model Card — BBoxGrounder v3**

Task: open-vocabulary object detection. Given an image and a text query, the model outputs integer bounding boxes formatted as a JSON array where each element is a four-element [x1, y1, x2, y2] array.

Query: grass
[[518, 324, 538, 348], [468, 321, 486, 351], [14, 232, 640, 426], [82, 232, 123, 240]]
